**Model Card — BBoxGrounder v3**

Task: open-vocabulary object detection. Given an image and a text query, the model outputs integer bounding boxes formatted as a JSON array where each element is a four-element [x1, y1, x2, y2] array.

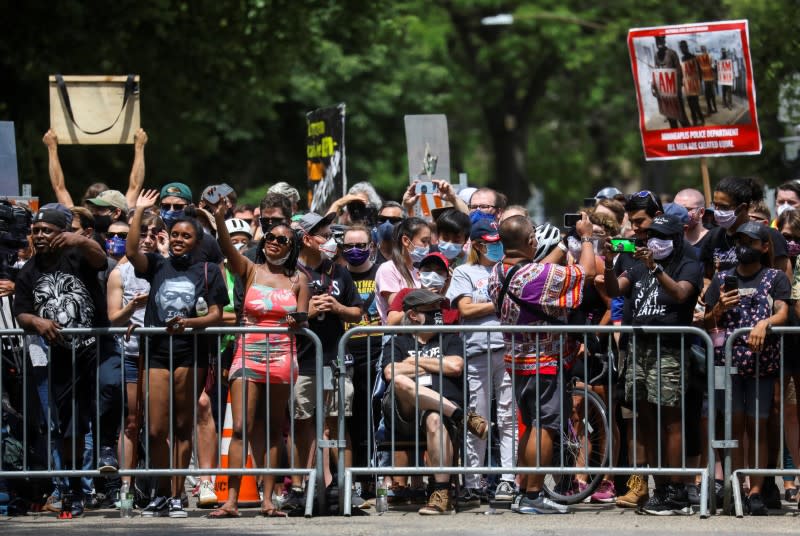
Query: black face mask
[[420, 311, 443, 326], [169, 250, 192, 269], [735, 245, 761, 265], [93, 214, 112, 234]]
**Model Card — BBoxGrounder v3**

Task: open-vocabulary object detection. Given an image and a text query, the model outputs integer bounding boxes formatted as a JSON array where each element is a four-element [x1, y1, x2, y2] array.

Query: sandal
[[208, 507, 239, 518], [260, 507, 288, 517]]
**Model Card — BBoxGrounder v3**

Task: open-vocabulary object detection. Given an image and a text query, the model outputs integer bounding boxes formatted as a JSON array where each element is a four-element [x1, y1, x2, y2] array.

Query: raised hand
[[136, 189, 159, 210]]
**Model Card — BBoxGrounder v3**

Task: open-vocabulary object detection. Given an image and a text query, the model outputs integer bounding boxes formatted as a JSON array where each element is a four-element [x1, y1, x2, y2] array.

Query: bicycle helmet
[[224, 218, 253, 239], [533, 222, 561, 262]]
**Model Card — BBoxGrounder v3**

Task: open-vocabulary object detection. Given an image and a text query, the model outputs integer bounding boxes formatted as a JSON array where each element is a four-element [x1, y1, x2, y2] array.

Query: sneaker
[[168, 496, 187, 518], [456, 488, 482, 507], [665, 483, 693, 515], [386, 485, 410, 505], [686, 484, 700, 506], [616, 474, 649, 508], [418, 488, 453, 515], [590, 479, 616, 504], [510, 493, 523, 512], [761, 479, 782, 509], [517, 494, 569, 514], [43, 493, 62, 513], [641, 487, 673, 516], [494, 481, 516, 502], [70, 497, 85, 517], [745, 493, 768, 516], [97, 446, 119, 472], [83, 493, 101, 510], [141, 495, 169, 517], [785, 488, 798, 502], [197, 480, 218, 507], [280, 487, 305, 512]]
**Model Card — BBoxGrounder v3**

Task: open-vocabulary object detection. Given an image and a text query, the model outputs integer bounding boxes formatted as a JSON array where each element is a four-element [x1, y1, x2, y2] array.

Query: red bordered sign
[[628, 20, 761, 160]]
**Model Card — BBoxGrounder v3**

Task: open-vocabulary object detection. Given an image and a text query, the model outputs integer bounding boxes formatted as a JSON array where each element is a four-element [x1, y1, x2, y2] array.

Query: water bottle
[[195, 297, 208, 317], [375, 484, 388, 514], [119, 481, 133, 518]]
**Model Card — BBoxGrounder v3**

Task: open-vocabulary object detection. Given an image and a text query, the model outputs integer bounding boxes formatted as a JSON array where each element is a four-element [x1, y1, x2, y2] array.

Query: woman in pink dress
[[210, 204, 310, 518]]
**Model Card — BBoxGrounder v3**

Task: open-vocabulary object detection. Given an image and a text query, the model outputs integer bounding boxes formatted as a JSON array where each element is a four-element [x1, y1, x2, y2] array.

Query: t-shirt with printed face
[[138, 253, 229, 359], [296, 259, 363, 375], [14, 247, 115, 360], [381, 332, 464, 404]]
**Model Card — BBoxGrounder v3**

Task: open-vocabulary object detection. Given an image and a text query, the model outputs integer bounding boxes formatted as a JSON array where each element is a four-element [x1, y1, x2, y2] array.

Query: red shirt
[[389, 287, 460, 324]]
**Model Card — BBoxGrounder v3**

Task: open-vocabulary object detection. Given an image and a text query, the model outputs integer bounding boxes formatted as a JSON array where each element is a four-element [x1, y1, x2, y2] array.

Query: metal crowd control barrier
[[0, 326, 325, 518], [721, 326, 800, 518], [336, 325, 716, 518]]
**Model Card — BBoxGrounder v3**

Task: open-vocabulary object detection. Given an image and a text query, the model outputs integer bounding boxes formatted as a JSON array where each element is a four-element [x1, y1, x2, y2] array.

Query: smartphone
[[610, 238, 636, 253], [583, 197, 597, 208], [216, 183, 234, 197], [724, 274, 738, 290], [202, 186, 222, 205], [288, 312, 308, 323], [563, 213, 581, 228], [415, 182, 438, 195]]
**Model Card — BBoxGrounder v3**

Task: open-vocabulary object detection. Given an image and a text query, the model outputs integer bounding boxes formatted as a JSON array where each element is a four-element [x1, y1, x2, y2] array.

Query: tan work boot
[[616, 474, 649, 508], [418, 488, 454, 515], [466, 412, 489, 440]]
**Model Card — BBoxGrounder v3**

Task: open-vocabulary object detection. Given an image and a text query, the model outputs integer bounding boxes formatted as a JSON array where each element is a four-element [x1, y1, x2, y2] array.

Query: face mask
[[342, 247, 371, 267], [777, 203, 795, 217], [319, 237, 338, 260], [787, 240, 800, 258], [735, 245, 761, 265], [409, 244, 429, 264], [714, 208, 737, 229], [268, 251, 291, 266], [419, 271, 446, 290], [418, 311, 443, 326], [93, 214, 112, 234], [484, 241, 504, 263], [377, 220, 395, 242], [169, 249, 192, 269], [105, 236, 126, 257], [470, 210, 496, 226], [160, 208, 185, 229], [437, 241, 462, 260], [647, 237, 674, 260], [233, 242, 247, 251]]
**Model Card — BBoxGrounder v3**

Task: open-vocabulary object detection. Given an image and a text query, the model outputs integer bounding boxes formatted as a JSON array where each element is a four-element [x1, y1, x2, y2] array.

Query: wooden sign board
[[49, 75, 140, 144], [404, 115, 450, 219]]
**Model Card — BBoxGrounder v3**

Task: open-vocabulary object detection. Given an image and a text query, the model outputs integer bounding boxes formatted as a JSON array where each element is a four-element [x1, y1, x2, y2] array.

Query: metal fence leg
[[343, 470, 353, 517], [305, 469, 317, 518], [699, 469, 709, 518], [731, 471, 744, 517]]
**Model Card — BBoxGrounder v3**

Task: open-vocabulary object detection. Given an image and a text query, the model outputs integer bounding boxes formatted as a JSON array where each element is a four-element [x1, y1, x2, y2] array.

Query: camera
[[0, 201, 32, 281], [309, 281, 328, 296]]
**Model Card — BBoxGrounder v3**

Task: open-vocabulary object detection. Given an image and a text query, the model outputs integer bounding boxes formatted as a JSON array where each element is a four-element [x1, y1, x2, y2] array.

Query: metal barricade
[[336, 325, 716, 517], [721, 326, 800, 517], [0, 326, 325, 517]]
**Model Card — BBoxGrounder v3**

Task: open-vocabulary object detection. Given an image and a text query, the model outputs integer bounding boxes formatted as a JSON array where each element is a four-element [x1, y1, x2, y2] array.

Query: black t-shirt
[[137, 253, 229, 358], [14, 248, 114, 359], [701, 226, 788, 274], [622, 255, 703, 328], [296, 259, 363, 374], [704, 266, 792, 313], [381, 333, 464, 403], [192, 230, 225, 265], [343, 263, 382, 365]]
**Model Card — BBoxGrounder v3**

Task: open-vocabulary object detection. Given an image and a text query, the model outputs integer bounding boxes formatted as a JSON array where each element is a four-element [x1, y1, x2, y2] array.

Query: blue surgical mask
[[484, 241, 504, 263], [410, 244, 429, 263], [437, 241, 462, 260], [160, 208, 185, 228], [470, 211, 496, 226]]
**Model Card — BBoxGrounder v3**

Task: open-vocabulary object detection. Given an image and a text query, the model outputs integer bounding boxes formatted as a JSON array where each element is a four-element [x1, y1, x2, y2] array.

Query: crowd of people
[[2, 127, 800, 519]]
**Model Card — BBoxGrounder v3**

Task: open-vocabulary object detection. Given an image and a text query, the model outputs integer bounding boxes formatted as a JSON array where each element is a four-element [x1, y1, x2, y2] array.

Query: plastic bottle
[[119, 481, 133, 518], [195, 297, 208, 317], [375, 484, 388, 514]]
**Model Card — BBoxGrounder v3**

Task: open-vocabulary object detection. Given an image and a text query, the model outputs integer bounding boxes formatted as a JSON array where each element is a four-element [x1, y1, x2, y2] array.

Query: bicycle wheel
[[543, 387, 610, 504]]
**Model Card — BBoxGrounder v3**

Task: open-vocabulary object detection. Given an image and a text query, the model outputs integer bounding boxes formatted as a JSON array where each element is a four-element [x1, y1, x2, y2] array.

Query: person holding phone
[[209, 203, 309, 518], [703, 221, 790, 516]]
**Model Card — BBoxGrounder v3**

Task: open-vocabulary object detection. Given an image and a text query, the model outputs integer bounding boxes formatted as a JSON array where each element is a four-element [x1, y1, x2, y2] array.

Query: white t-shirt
[[374, 260, 419, 323]]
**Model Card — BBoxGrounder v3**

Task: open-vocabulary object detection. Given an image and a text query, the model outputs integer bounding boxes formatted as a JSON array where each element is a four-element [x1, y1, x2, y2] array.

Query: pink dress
[[229, 279, 298, 384]]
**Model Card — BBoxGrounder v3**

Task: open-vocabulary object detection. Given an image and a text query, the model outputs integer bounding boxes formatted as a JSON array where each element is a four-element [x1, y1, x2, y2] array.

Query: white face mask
[[714, 208, 738, 229], [233, 242, 247, 251], [319, 237, 338, 260], [419, 271, 446, 290], [647, 237, 674, 260], [777, 203, 795, 217]]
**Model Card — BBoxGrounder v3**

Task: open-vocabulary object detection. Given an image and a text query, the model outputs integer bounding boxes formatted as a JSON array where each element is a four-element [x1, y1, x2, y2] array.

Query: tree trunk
[[486, 113, 530, 205]]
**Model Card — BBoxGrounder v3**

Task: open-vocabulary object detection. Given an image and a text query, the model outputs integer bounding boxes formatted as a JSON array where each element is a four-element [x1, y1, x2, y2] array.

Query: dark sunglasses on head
[[161, 203, 187, 211], [108, 231, 128, 239], [260, 217, 287, 231], [264, 233, 291, 246], [342, 242, 369, 251], [140, 226, 161, 239], [377, 216, 403, 224], [633, 190, 660, 205]]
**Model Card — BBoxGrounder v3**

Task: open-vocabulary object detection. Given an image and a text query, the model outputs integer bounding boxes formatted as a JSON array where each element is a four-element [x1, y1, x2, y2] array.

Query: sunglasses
[[140, 226, 161, 240], [239, 218, 253, 225], [107, 231, 128, 239], [260, 217, 287, 230], [633, 190, 660, 206], [264, 233, 291, 246], [161, 203, 187, 211], [377, 216, 403, 224], [342, 242, 369, 251], [468, 204, 496, 212]]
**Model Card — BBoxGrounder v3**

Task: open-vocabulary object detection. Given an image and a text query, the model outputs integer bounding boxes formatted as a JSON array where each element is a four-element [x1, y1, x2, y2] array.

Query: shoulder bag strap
[[55, 74, 138, 135]]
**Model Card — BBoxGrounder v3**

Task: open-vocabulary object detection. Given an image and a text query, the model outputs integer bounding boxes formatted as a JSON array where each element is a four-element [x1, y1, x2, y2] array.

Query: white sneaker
[[494, 481, 516, 502], [198, 480, 218, 507]]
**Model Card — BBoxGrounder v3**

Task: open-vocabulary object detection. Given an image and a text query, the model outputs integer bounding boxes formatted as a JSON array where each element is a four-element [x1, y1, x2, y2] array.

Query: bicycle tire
[[543, 387, 610, 504]]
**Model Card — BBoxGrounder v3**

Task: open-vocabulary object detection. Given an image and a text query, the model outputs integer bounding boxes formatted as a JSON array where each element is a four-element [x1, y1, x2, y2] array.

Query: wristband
[[650, 264, 664, 276], [581, 236, 593, 243]]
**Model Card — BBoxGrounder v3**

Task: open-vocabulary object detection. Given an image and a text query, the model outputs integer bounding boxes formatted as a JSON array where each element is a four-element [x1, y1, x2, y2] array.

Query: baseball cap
[[470, 219, 500, 242], [160, 182, 193, 203], [402, 289, 445, 311], [87, 189, 128, 212], [35, 205, 70, 229], [268, 182, 301, 204], [735, 221, 769, 241], [296, 212, 335, 235], [420, 252, 449, 271], [663, 202, 690, 225], [41, 203, 73, 227], [647, 214, 684, 236]]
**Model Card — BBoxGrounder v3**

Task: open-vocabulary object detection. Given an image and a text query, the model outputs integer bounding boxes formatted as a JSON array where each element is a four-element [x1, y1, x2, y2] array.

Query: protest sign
[[404, 115, 450, 219], [49, 75, 140, 144], [0, 122, 19, 196], [628, 20, 760, 159], [306, 103, 346, 213]]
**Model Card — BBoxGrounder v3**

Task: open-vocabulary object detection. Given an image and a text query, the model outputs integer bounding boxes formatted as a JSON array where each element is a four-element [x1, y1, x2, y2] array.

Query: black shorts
[[381, 387, 456, 441], [513, 374, 571, 432]]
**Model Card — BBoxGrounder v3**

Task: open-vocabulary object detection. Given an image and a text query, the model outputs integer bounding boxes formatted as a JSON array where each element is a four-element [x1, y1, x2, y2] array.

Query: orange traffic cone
[[214, 393, 261, 506]]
